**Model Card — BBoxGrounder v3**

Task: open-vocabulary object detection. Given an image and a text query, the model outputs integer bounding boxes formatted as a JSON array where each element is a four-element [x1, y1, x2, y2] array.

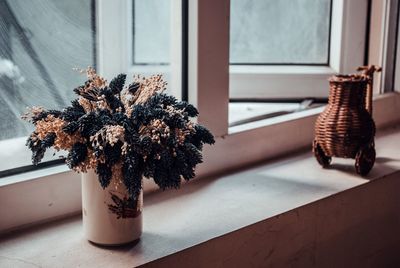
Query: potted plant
[[22, 68, 214, 245]]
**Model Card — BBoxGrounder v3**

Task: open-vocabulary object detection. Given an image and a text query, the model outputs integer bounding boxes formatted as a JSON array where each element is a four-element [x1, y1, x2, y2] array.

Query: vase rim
[[328, 74, 367, 83]]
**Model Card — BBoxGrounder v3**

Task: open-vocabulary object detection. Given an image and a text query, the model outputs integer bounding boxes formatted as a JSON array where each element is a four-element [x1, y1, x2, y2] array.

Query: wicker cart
[[313, 65, 381, 176]]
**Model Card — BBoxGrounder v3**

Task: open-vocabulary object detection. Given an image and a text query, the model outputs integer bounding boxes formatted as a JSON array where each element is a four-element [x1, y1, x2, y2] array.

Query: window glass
[[133, 0, 170, 65], [0, 0, 182, 175], [0, 0, 94, 173], [230, 0, 331, 65], [130, 0, 180, 97], [0, 0, 94, 140]]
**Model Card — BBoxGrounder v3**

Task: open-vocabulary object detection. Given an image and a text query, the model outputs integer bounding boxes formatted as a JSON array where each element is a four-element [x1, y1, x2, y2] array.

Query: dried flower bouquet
[[23, 68, 214, 200]]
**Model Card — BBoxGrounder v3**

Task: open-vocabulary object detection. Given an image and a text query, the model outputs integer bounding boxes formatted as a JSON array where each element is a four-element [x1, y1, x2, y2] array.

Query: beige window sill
[[1, 126, 400, 267]]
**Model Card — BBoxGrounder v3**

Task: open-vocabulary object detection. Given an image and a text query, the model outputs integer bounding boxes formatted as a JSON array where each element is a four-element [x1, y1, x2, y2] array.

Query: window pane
[[0, 0, 94, 172], [133, 0, 170, 65], [131, 0, 181, 98], [230, 0, 331, 65], [0, 0, 94, 140]]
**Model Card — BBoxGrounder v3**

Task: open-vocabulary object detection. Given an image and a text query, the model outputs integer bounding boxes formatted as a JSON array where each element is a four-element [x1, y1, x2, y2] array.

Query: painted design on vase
[[107, 191, 141, 219]]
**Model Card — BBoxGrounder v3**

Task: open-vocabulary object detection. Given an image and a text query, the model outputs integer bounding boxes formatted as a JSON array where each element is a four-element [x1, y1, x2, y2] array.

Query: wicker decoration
[[313, 65, 381, 176]]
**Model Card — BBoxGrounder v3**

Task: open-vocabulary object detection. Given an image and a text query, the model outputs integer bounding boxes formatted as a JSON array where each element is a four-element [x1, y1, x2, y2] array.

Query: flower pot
[[81, 170, 143, 245]]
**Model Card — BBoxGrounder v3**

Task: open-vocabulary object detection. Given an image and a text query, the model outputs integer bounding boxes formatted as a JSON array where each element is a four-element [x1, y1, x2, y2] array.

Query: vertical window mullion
[[396, 12, 400, 92], [188, 0, 230, 137], [381, 0, 400, 93]]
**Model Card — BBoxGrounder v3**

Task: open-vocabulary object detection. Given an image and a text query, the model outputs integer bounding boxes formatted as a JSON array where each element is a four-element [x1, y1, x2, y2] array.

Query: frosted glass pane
[[133, 0, 170, 64], [230, 0, 331, 64], [0, 0, 94, 140]]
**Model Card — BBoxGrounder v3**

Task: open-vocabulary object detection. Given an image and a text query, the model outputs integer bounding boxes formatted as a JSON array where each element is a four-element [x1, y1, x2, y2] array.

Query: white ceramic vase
[[81, 170, 143, 245]]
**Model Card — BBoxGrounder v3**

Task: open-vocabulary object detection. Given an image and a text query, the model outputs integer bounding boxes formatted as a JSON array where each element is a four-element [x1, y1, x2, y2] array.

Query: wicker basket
[[313, 66, 381, 175]]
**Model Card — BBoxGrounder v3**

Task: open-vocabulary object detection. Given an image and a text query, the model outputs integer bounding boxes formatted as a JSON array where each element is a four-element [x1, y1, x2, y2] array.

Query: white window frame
[[2, 0, 400, 234], [188, 0, 400, 177], [396, 0, 400, 92], [191, 0, 370, 136], [377, 0, 399, 93], [229, 0, 368, 99], [97, 0, 182, 99], [396, 22, 400, 91]]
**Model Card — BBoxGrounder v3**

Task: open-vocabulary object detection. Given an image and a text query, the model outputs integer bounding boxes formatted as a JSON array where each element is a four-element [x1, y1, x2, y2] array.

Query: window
[[229, 0, 368, 100], [0, 0, 183, 176], [97, 0, 182, 97], [230, 0, 331, 65], [0, 0, 95, 174], [227, 0, 369, 128], [377, 0, 399, 94], [130, 0, 182, 97], [133, 0, 170, 65]]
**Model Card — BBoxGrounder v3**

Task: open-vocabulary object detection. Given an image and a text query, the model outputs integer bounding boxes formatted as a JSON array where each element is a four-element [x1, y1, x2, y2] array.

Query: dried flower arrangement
[[22, 68, 214, 200]]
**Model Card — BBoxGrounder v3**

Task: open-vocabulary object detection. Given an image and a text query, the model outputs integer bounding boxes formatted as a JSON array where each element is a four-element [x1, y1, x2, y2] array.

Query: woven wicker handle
[[356, 65, 382, 116]]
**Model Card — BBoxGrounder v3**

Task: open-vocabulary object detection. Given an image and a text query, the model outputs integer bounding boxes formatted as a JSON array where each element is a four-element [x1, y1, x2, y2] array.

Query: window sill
[[1, 125, 400, 267]]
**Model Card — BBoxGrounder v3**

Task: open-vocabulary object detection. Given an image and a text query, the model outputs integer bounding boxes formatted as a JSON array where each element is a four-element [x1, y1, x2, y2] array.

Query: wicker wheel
[[313, 140, 331, 168], [355, 143, 375, 176]]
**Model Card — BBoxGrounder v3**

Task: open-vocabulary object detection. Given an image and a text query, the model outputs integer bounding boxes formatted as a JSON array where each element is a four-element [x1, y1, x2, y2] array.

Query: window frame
[[229, 0, 368, 100], [0, 0, 97, 176], [191, 0, 371, 136], [0, 0, 182, 176], [188, 0, 400, 176], [381, 0, 400, 93], [97, 0, 183, 100]]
